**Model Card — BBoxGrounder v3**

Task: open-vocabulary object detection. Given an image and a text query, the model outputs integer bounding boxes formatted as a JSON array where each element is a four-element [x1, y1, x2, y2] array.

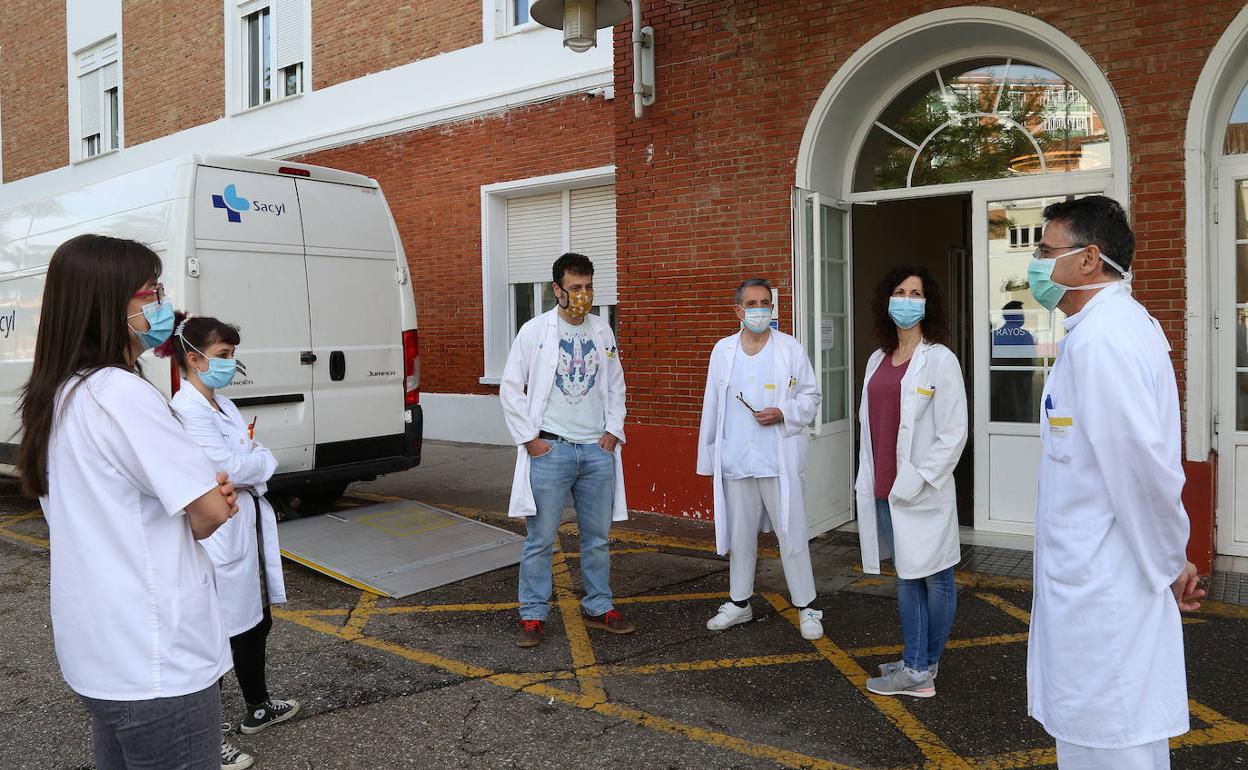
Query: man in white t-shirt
[[501, 253, 633, 648]]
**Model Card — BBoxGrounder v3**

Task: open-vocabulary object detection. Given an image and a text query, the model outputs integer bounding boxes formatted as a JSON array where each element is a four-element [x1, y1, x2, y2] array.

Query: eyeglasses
[[1031, 244, 1085, 260], [736, 392, 759, 414], [132, 283, 165, 303]]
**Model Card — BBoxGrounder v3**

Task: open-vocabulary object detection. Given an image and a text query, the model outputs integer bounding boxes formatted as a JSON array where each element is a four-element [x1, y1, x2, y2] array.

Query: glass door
[[1216, 173, 1248, 557], [794, 188, 854, 536]]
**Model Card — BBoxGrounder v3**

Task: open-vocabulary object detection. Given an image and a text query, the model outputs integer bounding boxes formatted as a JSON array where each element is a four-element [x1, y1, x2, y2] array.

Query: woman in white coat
[[856, 265, 967, 699], [162, 312, 299, 770]]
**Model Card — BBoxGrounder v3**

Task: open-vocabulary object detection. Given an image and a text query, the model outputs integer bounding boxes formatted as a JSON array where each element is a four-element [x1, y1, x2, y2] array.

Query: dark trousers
[[229, 605, 272, 706], [79, 683, 221, 770]]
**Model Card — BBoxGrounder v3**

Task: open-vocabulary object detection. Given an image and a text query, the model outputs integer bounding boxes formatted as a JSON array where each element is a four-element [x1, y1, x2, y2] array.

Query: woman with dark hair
[[854, 264, 968, 699], [162, 312, 300, 770], [18, 234, 238, 769]]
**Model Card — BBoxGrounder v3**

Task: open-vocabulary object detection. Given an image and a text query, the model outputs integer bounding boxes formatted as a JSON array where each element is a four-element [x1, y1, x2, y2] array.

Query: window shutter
[[569, 186, 617, 306], [80, 69, 101, 139], [274, 0, 305, 70], [100, 62, 118, 92], [506, 192, 563, 286]]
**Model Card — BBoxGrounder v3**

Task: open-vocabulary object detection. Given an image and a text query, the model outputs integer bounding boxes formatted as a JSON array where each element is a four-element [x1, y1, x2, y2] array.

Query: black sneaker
[[220, 723, 254, 770], [239, 698, 301, 735]]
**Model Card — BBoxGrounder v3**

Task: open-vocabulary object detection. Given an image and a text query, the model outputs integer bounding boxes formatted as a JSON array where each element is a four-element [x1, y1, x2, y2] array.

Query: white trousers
[[1055, 738, 1170, 770], [723, 476, 816, 608]]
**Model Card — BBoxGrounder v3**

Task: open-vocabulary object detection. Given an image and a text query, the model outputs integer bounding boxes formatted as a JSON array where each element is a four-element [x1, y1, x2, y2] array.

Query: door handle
[[329, 351, 345, 381], [300, 351, 317, 365]]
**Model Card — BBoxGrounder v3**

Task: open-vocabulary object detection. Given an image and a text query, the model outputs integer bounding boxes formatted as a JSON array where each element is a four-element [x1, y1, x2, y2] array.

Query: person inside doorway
[[990, 300, 1039, 422], [500, 252, 635, 648], [855, 264, 968, 698], [1026, 195, 1202, 769], [695, 278, 824, 640], [162, 313, 300, 770]]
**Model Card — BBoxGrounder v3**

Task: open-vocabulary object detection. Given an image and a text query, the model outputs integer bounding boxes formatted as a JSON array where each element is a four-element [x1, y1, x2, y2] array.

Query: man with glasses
[[696, 278, 824, 640], [1025, 196, 1204, 769], [500, 252, 633, 648]]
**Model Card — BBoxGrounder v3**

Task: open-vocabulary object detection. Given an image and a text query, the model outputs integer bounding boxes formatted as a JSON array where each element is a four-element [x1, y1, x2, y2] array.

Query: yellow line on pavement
[[0, 510, 44, 526], [551, 550, 607, 705], [275, 600, 861, 769], [374, 601, 521, 615], [597, 653, 824, 678], [1199, 600, 1248, 621], [966, 746, 1056, 769], [1186, 700, 1248, 744], [566, 547, 658, 558], [974, 592, 1032, 625], [615, 591, 731, 605], [341, 592, 379, 640], [763, 593, 973, 770], [0, 527, 49, 548], [847, 633, 1032, 659]]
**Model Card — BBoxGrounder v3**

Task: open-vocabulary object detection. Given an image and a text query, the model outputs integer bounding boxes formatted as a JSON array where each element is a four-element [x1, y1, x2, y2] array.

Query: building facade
[[3, 0, 1247, 573]]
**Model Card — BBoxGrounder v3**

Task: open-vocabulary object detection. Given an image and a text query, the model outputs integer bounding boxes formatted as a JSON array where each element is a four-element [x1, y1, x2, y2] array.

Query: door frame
[[1215, 160, 1248, 557]]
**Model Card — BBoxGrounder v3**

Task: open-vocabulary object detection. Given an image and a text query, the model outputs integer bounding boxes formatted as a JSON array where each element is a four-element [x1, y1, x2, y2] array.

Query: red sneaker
[[516, 619, 544, 648]]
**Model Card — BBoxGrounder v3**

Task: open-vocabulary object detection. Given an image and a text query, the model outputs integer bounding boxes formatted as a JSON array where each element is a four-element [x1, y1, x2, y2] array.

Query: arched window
[[1225, 83, 1248, 154], [854, 58, 1112, 191]]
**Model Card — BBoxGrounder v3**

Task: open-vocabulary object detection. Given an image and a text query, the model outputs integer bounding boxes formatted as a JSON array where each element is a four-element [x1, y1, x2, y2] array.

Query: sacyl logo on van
[[211, 183, 287, 223]]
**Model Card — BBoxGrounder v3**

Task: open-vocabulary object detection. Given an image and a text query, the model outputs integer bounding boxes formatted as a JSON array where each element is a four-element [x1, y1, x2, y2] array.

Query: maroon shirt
[[868, 357, 910, 500]]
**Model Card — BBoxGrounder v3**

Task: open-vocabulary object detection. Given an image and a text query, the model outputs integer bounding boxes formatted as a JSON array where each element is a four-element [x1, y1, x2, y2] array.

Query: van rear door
[[296, 179, 405, 468], [193, 165, 315, 472]]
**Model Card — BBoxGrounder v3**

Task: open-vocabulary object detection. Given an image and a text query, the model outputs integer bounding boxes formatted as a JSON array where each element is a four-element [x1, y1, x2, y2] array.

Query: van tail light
[[403, 329, 420, 406]]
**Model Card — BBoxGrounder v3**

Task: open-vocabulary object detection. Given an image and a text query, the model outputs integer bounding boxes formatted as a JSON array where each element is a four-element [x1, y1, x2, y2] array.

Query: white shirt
[[171, 382, 286, 637], [1027, 283, 1190, 748], [41, 368, 230, 700], [540, 316, 607, 443], [720, 339, 780, 479]]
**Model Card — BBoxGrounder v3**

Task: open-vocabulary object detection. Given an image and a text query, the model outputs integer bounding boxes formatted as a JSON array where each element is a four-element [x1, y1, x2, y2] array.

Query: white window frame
[[225, 0, 311, 115], [480, 165, 615, 384], [492, 0, 541, 39], [70, 35, 122, 164]]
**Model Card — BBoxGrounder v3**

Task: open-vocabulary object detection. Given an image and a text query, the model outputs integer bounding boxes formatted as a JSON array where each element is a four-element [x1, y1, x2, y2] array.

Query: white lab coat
[[171, 382, 287, 637], [855, 342, 967, 579], [696, 330, 821, 557], [41, 368, 230, 700], [500, 309, 628, 520], [1027, 283, 1190, 749]]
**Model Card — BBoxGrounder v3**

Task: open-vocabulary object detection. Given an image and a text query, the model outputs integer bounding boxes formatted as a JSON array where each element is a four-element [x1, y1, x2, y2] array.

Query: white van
[[0, 155, 422, 504]]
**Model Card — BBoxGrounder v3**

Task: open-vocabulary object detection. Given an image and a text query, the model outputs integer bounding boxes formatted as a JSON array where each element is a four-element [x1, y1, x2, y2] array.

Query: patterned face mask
[[561, 288, 595, 319]]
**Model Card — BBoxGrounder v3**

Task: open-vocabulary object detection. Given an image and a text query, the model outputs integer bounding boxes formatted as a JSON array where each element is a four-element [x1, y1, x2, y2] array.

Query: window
[[506, 186, 618, 338], [75, 37, 120, 160], [854, 58, 1112, 191], [237, 0, 307, 110], [1006, 224, 1042, 249], [499, 0, 539, 36]]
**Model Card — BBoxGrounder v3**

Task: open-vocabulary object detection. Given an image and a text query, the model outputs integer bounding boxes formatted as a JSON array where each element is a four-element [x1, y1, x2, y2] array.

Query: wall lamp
[[530, 0, 655, 118]]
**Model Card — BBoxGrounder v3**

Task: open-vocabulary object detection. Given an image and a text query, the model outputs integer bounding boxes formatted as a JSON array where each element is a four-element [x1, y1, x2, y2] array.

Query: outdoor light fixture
[[531, 0, 655, 118]]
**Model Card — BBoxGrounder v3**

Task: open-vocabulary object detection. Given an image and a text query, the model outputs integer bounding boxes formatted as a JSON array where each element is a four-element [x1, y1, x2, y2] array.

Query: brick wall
[[611, 0, 1247, 430], [293, 94, 614, 394], [311, 0, 482, 91], [0, 0, 67, 183], [122, 0, 225, 148]]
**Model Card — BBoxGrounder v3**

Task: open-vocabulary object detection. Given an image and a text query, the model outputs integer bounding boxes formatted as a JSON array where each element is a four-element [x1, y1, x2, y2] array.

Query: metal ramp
[[278, 500, 523, 598]]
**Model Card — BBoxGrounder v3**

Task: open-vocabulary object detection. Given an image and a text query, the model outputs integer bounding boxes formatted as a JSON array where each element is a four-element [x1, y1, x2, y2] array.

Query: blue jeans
[[78, 683, 221, 770], [519, 440, 616, 621], [875, 498, 957, 670]]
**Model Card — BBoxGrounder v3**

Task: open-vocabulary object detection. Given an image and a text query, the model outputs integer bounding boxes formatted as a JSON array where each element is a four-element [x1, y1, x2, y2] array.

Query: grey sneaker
[[866, 666, 936, 698], [878, 659, 939, 680]]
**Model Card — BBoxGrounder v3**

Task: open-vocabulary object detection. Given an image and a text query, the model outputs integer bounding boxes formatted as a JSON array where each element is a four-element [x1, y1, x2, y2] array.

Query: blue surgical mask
[[1027, 248, 1131, 311], [195, 357, 238, 391], [741, 307, 771, 334], [887, 297, 926, 329], [127, 299, 174, 351]]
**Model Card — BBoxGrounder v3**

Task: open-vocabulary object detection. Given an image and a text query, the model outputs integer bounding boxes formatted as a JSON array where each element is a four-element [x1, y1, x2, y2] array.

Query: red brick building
[[3, 1, 1247, 573]]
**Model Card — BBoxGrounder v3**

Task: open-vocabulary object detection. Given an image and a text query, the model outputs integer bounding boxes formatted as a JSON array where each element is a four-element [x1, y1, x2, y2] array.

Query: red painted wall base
[[1182, 458, 1216, 576]]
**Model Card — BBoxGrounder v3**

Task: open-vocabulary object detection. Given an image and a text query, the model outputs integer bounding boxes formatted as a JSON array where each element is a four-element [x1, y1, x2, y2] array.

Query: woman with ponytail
[[161, 312, 299, 770], [18, 234, 239, 770]]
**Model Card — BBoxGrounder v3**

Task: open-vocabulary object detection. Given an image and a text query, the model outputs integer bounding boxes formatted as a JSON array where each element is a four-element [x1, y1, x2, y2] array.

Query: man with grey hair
[[697, 278, 824, 639]]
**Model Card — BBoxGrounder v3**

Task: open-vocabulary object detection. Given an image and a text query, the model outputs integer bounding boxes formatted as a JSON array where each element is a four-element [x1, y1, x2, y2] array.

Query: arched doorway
[[794, 8, 1129, 538], [1187, 6, 1248, 567]]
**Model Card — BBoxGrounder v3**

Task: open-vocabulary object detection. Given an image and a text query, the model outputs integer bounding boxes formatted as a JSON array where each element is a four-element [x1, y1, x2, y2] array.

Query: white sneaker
[[706, 601, 752, 631], [798, 607, 824, 640]]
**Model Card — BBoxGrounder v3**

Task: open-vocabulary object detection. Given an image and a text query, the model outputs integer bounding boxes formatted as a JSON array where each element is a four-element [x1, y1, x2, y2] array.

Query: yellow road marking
[[565, 547, 658, 558], [966, 746, 1056, 769], [552, 550, 607, 705], [974, 592, 1032, 625], [763, 593, 973, 770], [0, 510, 44, 526], [341, 592, 379, 640], [615, 591, 730, 605], [1199, 599, 1248, 621], [1186, 700, 1248, 744], [596, 653, 823, 678], [275, 600, 861, 769], [847, 633, 1032, 659], [0, 509, 50, 548]]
